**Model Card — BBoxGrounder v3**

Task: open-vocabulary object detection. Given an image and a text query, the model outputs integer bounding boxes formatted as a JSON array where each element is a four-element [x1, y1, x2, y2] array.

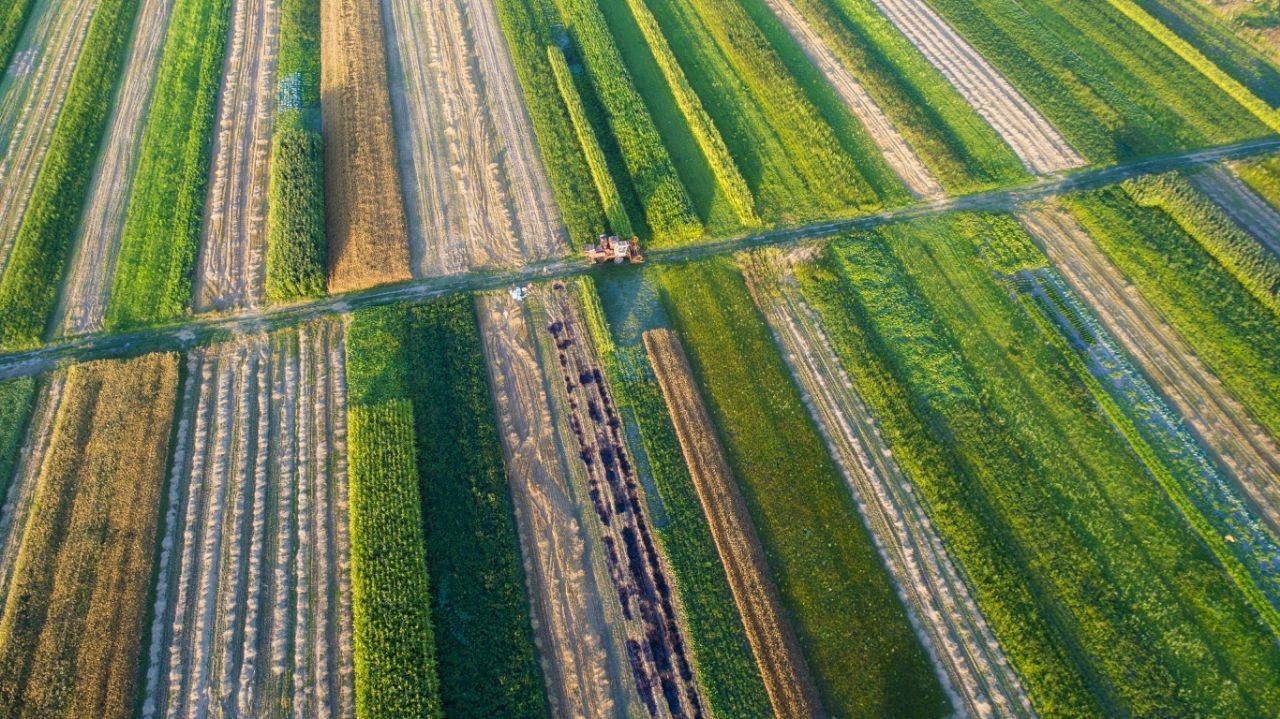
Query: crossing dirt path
[[869, 0, 1083, 175], [192, 0, 280, 311], [382, 0, 565, 278], [55, 0, 177, 335]]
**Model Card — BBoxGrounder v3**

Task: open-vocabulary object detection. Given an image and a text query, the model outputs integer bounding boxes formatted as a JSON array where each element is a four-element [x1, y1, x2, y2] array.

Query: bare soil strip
[[141, 321, 355, 719], [1192, 165, 1280, 258], [1023, 205, 1280, 530], [760, 0, 943, 199], [320, 0, 410, 292], [192, 0, 281, 311], [643, 327, 822, 719], [0, 372, 64, 607], [53, 0, 177, 336], [477, 292, 635, 719], [869, 0, 1082, 175], [383, 0, 565, 278], [741, 254, 1035, 719], [0, 0, 97, 277]]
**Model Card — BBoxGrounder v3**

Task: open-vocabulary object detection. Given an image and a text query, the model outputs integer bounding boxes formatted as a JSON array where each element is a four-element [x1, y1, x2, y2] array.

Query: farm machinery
[[584, 234, 644, 264]]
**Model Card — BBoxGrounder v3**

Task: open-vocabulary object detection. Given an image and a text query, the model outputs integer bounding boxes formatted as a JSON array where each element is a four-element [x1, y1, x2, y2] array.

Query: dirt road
[[141, 322, 355, 719], [383, 0, 565, 278], [477, 292, 636, 719], [760, 0, 942, 199], [1023, 205, 1280, 530], [192, 0, 280, 311], [869, 0, 1082, 175], [1192, 165, 1280, 258], [742, 254, 1034, 719], [55, 0, 176, 335], [0, 0, 97, 277]]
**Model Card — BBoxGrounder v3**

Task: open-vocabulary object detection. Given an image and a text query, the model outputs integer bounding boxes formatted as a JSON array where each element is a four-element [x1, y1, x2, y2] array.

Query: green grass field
[[0, 376, 34, 500]]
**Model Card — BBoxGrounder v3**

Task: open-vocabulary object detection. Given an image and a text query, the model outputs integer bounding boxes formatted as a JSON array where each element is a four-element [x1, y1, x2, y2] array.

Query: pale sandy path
[[869, 0, 1082, 175], [383, 0, 565, 278], [744, 253, 1035, 719], [477, 292, 633, 719], [0, 0, 97, 276], [1024, 205, 1280, 531], [1193, 165, 1280, 258], [192, 0, 280, 311], [760, 0, 943, 199], [55, 0, 177, 335]]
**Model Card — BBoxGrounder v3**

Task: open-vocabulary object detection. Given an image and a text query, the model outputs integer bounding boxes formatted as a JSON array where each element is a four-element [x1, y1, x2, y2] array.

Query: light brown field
[[320, 0, 411, 292], [0, 352, 179, 719], [643, 328, 822, 719]]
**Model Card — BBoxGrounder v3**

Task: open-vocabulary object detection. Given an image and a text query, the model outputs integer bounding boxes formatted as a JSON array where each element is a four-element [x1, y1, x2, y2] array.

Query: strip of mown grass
[[795, 215, 1280, 717], [580, 274, 773, 719], [0, 376, 34, 499], [0, 0, 142, 349], [265, 0, 325, 301], [923, 0, 1267, 163], [104, 0, 232, 328], [657, 259, 948, 719], [1064, 184, 1280, 445]]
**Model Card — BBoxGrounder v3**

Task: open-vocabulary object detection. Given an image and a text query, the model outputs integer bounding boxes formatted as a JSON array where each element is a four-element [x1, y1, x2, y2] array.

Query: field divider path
[[867, 0, 1082, 175], [0, 372, 64, 607], [53, 0, 178, 336], [742, 253, 1035, 719], [759, 0, 942, 199], [1022, 204, 1280, 530], [1192, 165, 1280, 258]]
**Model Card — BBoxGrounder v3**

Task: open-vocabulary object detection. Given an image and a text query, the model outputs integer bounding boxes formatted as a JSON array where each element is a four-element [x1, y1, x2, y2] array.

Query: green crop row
[[1064, 185, 1280, 443], [578, 275, 773, 718], [0, 376, 35, 500], [552, 0, 702, 245], [1105, 0, 1280, 133], [658, 259, 948, 719], [781, 0, 1023, 192], [0, 0, 36, 83], [621, 0, 755, 223], [0, 0, 141, 349], [797, 215, 1280, 717], [1126, 172, 1280, 316], [548, 46, 635, 238], [104, 0, 233, 328], [1235, 154, 1280, 208]]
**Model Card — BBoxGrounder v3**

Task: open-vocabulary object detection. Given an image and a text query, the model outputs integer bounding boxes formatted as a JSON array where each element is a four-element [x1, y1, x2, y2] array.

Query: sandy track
[[477, 292, 634, 719], [141, 321, 354, 719], [1023, 205, 1280, 530], [320, 0, 411, 292], [644, 327, 822, 719], [742, 255, 1034, 719], [0, 0, 98, 277], [1193, 165, 1280, 258], [54, 0, 176, 336], [192, 0, 280, 312], [383, 0, 565, 278], [868, 0, 1082, 175], [760, 0, 942, 199]]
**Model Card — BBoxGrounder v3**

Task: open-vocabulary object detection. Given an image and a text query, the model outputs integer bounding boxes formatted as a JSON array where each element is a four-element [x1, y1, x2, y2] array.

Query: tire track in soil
[[742, 252, 1035, 719], [192, 0, 280, 312], [141, 320, 354, 719], [868, 0, 1082, 176], [54, 0, 177, 336], [383, 0, 566, 279], [0, 0, 98, 277], [1192, 165, 1280, 258], [759, 0, 943, 200], [477, 292, 635, 719], [1022, 204, 1280, 532]]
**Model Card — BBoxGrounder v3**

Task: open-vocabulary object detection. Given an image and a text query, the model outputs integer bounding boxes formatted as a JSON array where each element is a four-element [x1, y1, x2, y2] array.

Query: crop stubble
[[141, 322, 355, 719], [643, 327, 822, 719], [320, 0, 410, 292]]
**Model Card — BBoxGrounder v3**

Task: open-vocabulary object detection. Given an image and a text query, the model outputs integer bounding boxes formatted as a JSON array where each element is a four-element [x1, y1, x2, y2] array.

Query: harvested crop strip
[[106, 0, 232, 328], [0, 0, 139, 349], [192, 0, 282, 311], [54, 0, 177, 336], [320, 0, 410, 292], [644, 327, 821, 719], [868, 0, 1082, 174], [141, 323, 355, 718], [0, 352, 179, 718]]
